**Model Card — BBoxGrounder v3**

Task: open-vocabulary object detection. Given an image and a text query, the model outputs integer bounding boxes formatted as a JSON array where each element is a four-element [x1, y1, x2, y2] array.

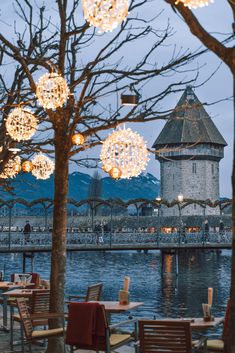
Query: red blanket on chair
[[66, 302, 106, 347]]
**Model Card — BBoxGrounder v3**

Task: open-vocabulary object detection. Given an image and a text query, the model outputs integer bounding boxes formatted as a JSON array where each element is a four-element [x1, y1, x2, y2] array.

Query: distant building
[[153, 86, 227, 216]]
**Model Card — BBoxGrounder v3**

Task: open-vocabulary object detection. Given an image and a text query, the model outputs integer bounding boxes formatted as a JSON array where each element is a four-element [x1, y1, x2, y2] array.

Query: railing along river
[[0, 230, 232, 251]]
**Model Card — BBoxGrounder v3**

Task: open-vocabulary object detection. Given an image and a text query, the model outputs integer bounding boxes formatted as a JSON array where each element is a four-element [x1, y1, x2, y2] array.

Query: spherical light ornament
[[82, 0, 129, 32], [102, 163, 113, 173], [6, 107, 38, 142], [100, 126, 149, 179], [22, 161, 33, 173], [109, 167, 122, 180], [71, 133, 85, 145], [36, 73, 70, 110], [0, 156, 21, 179], [175, 0, 213, 9], [32, 154, 54, 180]]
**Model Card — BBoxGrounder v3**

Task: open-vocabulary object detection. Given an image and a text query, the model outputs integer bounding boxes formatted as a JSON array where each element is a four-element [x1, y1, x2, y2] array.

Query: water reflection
[[0, 249, 231, 329]]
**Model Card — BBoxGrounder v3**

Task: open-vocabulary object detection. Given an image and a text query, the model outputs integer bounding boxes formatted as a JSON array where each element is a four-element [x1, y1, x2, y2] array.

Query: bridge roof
[[152, 86, 227, 148]]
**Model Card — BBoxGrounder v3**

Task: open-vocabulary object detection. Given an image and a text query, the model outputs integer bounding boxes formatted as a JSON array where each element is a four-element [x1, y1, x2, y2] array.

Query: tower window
[[192, 162, 197, 174], [211, 164, 214, 175]]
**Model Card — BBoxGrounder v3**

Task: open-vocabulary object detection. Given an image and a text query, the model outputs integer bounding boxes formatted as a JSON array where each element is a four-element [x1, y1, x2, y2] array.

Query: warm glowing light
[[175, 0, 213, 9], [22, 161, 33, 173], [32, 154, 54, 180], [100, 125, 149, 179], [6, 107, 38, 142], [36, 73, 70, 110], [178, 193, 184, 203], [82, 0, 129, 32], [0, 156, 21, 179], [71, 133, 85, 145], [109, 167, 122, 179]]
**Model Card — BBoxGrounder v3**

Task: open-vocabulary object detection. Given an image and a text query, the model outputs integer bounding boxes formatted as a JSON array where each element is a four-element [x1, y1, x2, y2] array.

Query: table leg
[[2, 296, 9, 331]]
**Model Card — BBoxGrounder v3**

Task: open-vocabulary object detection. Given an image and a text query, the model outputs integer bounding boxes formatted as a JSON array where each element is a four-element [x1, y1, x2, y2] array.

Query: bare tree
[[0, 1, 204, 352], [164, 1, 235, 352]]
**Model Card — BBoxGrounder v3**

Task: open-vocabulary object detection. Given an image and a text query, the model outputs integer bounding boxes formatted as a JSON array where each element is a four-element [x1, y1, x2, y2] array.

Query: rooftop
[[152, 86, 227, 148]]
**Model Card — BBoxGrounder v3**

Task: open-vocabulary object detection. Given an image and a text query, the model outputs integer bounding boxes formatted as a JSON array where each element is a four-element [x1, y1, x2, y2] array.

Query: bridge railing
[[0, 231, 232, 249]]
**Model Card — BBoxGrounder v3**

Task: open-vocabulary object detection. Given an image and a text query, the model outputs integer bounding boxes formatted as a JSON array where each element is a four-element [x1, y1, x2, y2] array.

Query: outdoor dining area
[[0, 273, 228, 353]]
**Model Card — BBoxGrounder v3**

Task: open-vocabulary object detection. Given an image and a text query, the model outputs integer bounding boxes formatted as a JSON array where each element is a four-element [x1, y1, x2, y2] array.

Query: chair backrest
[[16, 298, 33, 340], [139, 320, 192, 353], [30, 289, 50, 314], [85, 283, 103, 301], [222, 299, 231, 340], [11, 272, 40, 289], [66, 302, 107, 350]]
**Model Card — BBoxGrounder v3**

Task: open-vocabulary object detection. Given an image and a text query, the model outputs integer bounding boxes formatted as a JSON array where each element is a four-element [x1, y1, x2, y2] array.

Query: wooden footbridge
[[0, 231, 232, 253]]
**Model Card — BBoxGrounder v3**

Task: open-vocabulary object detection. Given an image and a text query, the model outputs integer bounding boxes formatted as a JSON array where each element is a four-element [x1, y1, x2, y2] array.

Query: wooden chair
[[68, 282, 103, 302], [11, 272, 40, 289], [66, 302, 137, 353], [203, 299, 230, 351], [16, 297, 65, 353], [11, 289, 51, 348], [139, 320, 207, 353]]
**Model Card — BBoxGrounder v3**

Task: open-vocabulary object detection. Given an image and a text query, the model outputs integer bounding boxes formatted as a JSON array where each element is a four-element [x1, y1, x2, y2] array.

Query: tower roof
[[152, 86, 227, 148]]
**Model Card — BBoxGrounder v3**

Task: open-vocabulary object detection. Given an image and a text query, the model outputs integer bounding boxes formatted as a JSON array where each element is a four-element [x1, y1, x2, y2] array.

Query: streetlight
[[177, 193, 184, 244]]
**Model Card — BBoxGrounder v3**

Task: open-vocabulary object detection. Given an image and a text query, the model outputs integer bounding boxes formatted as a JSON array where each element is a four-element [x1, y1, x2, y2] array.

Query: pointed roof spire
[[153, 86, 227, 148]]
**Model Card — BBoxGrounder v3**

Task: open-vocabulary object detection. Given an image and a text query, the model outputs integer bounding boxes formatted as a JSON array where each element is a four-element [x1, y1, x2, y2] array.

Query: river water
[[0, 249, 231, 332]]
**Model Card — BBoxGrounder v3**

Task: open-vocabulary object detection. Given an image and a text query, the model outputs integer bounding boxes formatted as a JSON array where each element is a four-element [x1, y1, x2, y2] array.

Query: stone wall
[[160, 159, 220, 216]]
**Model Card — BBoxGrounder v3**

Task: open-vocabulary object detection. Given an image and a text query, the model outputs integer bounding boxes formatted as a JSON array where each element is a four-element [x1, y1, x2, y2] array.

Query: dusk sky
[[1, 1, 233, 198]]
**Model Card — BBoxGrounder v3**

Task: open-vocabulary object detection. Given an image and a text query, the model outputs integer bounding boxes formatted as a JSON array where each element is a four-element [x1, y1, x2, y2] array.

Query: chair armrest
[[68, 295, 86, 300], [31, 312, 66, 320], [110, 318, 138, 329]]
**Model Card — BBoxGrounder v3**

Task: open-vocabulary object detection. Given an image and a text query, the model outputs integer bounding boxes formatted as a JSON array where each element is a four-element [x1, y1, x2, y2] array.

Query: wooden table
[[162, 317, 224, 330], [98, 301, 143, 313], [95, 301, 144, 322], [2, 288, 36, 331], [189, 317, 224, 330]]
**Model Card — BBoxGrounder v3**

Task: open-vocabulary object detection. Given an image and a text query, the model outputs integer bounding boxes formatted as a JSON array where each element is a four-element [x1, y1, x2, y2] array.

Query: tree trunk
[[46, 118, 70, 353], [225, 73, 235, 353]]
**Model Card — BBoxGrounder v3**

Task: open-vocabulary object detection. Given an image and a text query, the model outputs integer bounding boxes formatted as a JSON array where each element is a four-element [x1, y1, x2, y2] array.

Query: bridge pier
[[22, 252, 35, 273]]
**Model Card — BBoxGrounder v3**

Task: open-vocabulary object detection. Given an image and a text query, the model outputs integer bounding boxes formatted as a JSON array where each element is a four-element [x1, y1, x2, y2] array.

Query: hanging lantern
[[31, 154, 54, 180], [36, 73, 70, 110], [5, 107, 38, 142], [22, 160, 33, 173], [109, 167, 122, 180], [0, 156, 21, 179], [100, 125, 149, 179], [82, 0, 129, 32], [71, 133, 85, 145], [175, 0, 213, 9]]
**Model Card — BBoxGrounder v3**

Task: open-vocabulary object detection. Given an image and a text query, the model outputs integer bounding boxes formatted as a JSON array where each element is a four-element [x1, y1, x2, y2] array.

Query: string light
[[100, 125, 149, 179], [71, 133, 85, 145], [36, 73, 70, 110], [22, 161, 33, 173], [32, 154, 54, 180], [175, 0, 214, 9], [82, 0, 129, 32], [5, 107, 38, 142], [0, 156, 21, 179]]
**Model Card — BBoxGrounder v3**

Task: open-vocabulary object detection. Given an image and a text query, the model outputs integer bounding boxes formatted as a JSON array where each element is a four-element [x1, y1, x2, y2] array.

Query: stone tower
[[152, 86, 227, 216]]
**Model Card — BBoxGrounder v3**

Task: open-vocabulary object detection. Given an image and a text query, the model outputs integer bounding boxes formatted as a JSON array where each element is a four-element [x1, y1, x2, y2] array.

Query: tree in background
[[164, 1, 235, 351], [0, 1, 204, 352]]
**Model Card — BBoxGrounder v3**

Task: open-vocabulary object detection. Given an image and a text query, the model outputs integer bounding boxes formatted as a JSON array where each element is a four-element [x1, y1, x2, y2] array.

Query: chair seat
[[207, 339, 224, 350], [193, 338, 223, 351], [110, 333, 132, 347], [32, 327, 64, 339]]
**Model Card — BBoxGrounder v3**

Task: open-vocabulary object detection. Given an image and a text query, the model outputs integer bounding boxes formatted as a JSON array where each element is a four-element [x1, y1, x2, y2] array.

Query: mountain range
[[1, 172, 160, 202]]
